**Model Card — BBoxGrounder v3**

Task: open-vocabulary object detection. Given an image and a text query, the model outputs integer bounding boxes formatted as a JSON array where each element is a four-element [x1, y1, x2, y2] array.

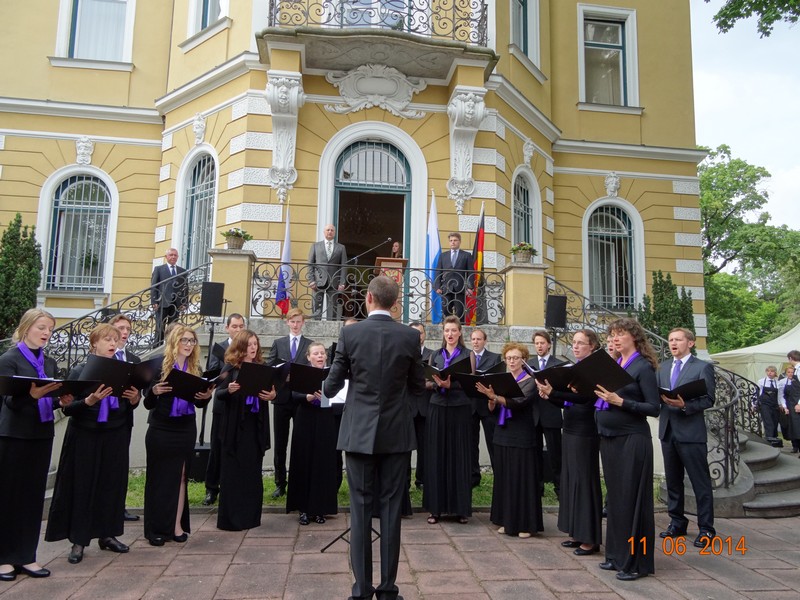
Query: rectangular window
[[511, 0, 526, 53], [583, 19, 625, 105], [69, 0, 127, 61], [201, 0, 221, 29]]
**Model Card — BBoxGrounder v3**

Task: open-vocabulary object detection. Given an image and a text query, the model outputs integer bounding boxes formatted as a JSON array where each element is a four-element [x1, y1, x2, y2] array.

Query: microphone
[[387, 237, 392, 242]]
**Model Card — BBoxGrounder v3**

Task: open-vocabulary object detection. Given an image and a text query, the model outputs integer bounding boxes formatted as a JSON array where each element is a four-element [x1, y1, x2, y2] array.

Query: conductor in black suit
[[657, 327, 716, 548], [325, 276, 425, 600], [434, 232, 472, 322], [266, 308, 312, 497], [307, 224, 348, 320], [469, 328, 502, 488], [150, 248, 188, 344], [529, 330, 564, 498]]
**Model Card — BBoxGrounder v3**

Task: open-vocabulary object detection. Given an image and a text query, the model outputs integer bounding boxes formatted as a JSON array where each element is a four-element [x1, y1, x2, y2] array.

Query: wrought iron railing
[[267, 0, 489, 46], [251, 260, 505, 323], [46, 263, 212, 377], [706, 367, 740, 489], [722, 366, 762, 438]]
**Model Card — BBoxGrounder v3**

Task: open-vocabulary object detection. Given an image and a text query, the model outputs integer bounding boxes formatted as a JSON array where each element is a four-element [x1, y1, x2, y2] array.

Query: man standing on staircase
[[657, 328, 716, 549]]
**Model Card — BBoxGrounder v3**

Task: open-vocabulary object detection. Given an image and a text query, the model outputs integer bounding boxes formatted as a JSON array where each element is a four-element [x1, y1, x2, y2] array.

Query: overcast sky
[[690, 2, 800, 229]]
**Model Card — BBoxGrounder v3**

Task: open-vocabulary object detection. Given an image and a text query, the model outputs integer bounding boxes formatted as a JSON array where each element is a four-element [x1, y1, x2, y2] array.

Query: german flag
[[465, 202, 484, 326]]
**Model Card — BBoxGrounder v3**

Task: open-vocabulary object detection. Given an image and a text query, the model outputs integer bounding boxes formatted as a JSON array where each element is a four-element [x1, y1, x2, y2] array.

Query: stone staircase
[[740, 432, 800, 517]]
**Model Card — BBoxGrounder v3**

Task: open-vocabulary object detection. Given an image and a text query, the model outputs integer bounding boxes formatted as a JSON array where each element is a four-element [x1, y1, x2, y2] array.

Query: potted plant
[[509, 242, 537, 263], [221, 227, 253, 250]]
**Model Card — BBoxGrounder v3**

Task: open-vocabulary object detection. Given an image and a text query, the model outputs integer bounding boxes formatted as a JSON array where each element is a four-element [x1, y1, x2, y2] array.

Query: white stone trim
[[577, 102, 643, 115], [684, 286, 705, 300], [0, 135, 4, 150], [675, 259, 704, 273], [509, 45, 546, 84], [485, 75, 561, 143], [693, 313, 707, 328], [553, 140, 707, 164], [511, 165, 542, 256], [674, 207, 701, 221], [48, 57, 134, 72], [545, 216, 554, 232], [545, 188, 554, 204], [0, 128, 160, 147], [230, 132, 273, 155], [484, 251, 499, 269], [162, 133, 173, 151], [546, 244, 555, 262], [159, 164, 170, 182], [0, 98, 160, 124], [674, 233, 702, 247], [555, 165, 700, 185], [179, 17, 232, 53], [245, 240, 280, 259], [240, 203, 282, 223], [173, 144, 220, 255], [225, 204, 243, 224], [231, 93, 271, 121], [695, 327, 708, 338], [474, 148, 505, 171], [154, 226, 166, 243], [473, 181, 503, 202], [157, 195, 169, 212], [673, 180, 701, 195]]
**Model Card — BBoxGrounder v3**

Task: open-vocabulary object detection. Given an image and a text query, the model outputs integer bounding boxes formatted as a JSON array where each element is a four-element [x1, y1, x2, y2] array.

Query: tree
[[0, 214, 43, 339], [705, 0, 800, 37], [638, 271, 695, 341]]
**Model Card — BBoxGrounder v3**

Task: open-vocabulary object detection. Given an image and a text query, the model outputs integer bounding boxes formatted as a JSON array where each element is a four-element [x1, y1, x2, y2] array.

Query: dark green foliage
[[705, 0, 800, 37], [638, 271, 695, 341], [0, 214, 43, 338]]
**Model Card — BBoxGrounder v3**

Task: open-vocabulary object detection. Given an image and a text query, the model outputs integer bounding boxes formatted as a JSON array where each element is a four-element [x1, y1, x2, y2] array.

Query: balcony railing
[[267, 0, 489, 46], [251, 260, 505, 323]]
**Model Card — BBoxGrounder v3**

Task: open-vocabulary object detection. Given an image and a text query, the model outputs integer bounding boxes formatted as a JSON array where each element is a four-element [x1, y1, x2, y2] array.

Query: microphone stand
[[347, 238, 393, 266]]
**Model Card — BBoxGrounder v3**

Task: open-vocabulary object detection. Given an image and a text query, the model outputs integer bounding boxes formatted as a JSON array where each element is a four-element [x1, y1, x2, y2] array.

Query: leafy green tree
[[705, 0, 800, 37], [638, 271, 695, 340], [0, 214, 43, 338]]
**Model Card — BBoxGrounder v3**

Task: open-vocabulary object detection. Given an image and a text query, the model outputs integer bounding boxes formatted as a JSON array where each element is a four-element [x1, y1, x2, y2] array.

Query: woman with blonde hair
[[216, 330, 276, 531], [0, 309, 73, 581], [143, 325, 213, 546], [46, 324, 139, 563]]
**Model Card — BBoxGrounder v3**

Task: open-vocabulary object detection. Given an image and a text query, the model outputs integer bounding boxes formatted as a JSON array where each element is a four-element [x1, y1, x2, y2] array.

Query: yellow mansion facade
[[0, 0, 707, 344]]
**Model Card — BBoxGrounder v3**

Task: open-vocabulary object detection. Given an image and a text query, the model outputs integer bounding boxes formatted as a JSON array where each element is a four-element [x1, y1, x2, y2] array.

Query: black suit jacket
[[324, 314, 425, 454], [434, 249, 472, 293], [151, 263, 188, 309], [208, 339, 231, 413], [120, 349, 141, 428], [657, 355, 715, 443], [410, 346, 435, 418], [472, 349, 502, 417], [267, 334, 312, 406], [529, 355, 564, 428]]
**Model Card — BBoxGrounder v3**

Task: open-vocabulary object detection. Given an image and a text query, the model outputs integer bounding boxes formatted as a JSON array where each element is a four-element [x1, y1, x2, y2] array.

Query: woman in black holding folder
[[0, 309, 72, 582], [536, 329, 603, 555], [46, 324, 139, 564], [476, 342, 540, 538], [423, 315, 473, 525], [593, 318, 660, 581], [143, 325, 213, 546], [286, 342, 338, 525], [215, 330, 275, 531]]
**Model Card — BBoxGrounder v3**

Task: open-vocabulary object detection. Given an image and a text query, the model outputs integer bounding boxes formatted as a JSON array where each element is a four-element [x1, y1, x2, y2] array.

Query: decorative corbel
[[604, 171, 621, 197], [446, 88, 487, 215], [76, 136, 94, 166], [266, 71, 306, 203], [192, 113, 206, 145], [523, 139, 535, 167]]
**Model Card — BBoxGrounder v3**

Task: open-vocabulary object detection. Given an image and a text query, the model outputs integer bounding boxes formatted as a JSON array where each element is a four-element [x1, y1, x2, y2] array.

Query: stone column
[[499, 262, 548, 327], [208, 248, 257, 317]]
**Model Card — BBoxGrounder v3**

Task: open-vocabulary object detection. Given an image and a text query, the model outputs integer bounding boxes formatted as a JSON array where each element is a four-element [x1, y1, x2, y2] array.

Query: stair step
[[752, 454, 800, 493], [742, 489, 800, 518], [740, 440, 781, 471]]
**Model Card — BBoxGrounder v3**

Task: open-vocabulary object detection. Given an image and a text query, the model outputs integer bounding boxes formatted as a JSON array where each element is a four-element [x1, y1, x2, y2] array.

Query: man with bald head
[[150, 247, 188, 344], [307, 224, 348, 320]]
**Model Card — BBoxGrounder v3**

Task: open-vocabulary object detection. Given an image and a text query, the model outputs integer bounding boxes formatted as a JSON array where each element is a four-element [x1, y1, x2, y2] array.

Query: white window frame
[[173, 144, 220, 262], [187, 0, 230, 38], [510, 0, 539, 67], [511, 166, 542, 257], [54, 0, 137, 65], [577, 4, 639, 108]]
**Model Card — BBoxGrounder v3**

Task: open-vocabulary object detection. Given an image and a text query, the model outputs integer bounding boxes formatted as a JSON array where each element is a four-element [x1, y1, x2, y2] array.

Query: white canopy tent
[[711, 323, 800, 381]]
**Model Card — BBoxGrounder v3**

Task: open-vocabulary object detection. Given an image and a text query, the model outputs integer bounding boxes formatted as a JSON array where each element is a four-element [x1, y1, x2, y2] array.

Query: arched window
[[587, 204, 635, 309], [182, 154, 216, 270], [512, 175, 534, 245], [335, 141, 410, 191], [46, 175, 111, 291]]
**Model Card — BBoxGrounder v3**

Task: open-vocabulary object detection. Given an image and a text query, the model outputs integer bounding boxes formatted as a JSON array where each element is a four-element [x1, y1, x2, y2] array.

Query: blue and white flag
[[276, 207, 291, 314], [425, 189, 442, 324]]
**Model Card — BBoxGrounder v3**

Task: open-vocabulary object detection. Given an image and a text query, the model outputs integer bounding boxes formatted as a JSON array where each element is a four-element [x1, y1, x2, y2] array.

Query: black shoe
[[148, 536, 166, 547], [616, 571, 646, 581], [68, 544, 84, 564], [272, 486, 286, 499], [99, 537, 129, 553], [0, 571, 15, 582], [123, 510, 140, 521], [561, 540, 581, 548], [299, 513, 309, 526], [574, 545, 599, 556], [694, 530, 715, 548], [314, 515, 326, 524], [202, 490, 218, 506], [659, 525, 687, 539], [16, 565, 50, 578], [599, 561, 616, 571], [173, 533, 188, 543]]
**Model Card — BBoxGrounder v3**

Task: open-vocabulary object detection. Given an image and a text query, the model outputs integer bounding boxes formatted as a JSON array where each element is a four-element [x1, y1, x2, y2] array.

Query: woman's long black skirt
[[218, 416, 265, 531], [600, 433, 655, 575], [286, 405, 338, 517], [143, 423, 194, 540], [422, 403, 472, 517], [45, 423, 128, 545], [0, 437, 52, 565], [490, 444, 542, 535], [557, 432, 603, 546]]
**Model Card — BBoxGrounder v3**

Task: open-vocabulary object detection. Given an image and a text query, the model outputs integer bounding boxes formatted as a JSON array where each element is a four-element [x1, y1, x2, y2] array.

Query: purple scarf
[[16, 342, 54, 423], [97, 393, 120, 423], [245, 395, 260, 413], [438, 346, 462, 394], [498, 371, 527, 426], [169, 361, 196, 417], [595, 351, 639, 411]]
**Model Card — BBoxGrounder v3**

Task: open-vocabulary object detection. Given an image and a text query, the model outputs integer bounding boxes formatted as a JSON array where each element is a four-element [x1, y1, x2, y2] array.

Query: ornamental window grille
[[335, 141, 411, 191], [587, 205, 635, 309], [182, 154, 216, 270], [512, 176, 534, 246]]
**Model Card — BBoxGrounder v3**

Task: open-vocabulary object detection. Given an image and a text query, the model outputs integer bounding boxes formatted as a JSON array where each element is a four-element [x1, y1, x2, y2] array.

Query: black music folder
[[477, 360, 506, 375], [164, 368, 216, 399], [532, 364, 577, 391], [0, 375, 100, 398], [660, 378, 708, 401], [452, 371, 525, 399], [236, 361, 284, 397], [423, 356, 472, 381], [80, 354, 162, 396], [287, 363, 330, 396], [567, 349, 636, 396]]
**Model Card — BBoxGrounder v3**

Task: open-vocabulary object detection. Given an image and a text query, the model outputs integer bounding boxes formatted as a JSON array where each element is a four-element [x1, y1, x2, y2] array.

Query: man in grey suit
[[325, 276, 425, 600], [150, 248, 188, 344], [657, 327, 716, 549], [434, 232, 472, 321], [307, 224, 348, 320]]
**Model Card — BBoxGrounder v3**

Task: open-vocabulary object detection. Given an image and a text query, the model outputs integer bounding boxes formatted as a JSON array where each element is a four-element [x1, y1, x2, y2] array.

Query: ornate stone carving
[[76, 136, 94, 165], [266, 72, 305, 203], [324, 64, 427, 119], [446, 88, 487, 214], [523, 139, 535, 166], [604, 171, 621, 197], [192, 113, 206, 145]]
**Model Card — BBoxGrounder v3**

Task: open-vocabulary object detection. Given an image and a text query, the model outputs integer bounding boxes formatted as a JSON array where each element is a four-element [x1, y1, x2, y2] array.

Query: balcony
[[259, 0, 495, 80]]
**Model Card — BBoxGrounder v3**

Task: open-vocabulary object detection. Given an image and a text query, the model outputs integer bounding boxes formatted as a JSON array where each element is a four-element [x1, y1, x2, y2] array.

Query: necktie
[[539, 357, 546, 371], [326, 241, 333, 260], [115, 350, 124, 361], [671, 359, 682, 389], [170, 266, 175, 277], [291, 337, 298, 360], [451, 250, 457, 264], [475, 353, 481, 369]]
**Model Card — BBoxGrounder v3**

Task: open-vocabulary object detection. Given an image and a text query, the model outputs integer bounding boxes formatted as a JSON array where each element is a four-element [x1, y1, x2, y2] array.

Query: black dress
[[422, 349, 472, 518], [490, 377, 542, 536], [143, 372, 209, 541], [548, 386, 602, 546], [45, 362, 134, 546], [0, 346, 60, 567], [216, 365, 271, 531], [783, 376, 800, 444], [286, 392, 339, 518], [595, 354, 660, 576]]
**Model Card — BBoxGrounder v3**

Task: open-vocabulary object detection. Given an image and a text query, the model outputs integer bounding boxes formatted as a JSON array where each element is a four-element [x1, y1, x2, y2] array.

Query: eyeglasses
[[179, 338, 197, 346], [505, 355, 524, 361], [572, 341, 592, 346]]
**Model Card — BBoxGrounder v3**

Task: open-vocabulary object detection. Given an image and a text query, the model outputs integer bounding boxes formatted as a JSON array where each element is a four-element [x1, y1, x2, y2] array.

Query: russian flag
[[425, 189, 442, 324], [276, 207, 291, 314]]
